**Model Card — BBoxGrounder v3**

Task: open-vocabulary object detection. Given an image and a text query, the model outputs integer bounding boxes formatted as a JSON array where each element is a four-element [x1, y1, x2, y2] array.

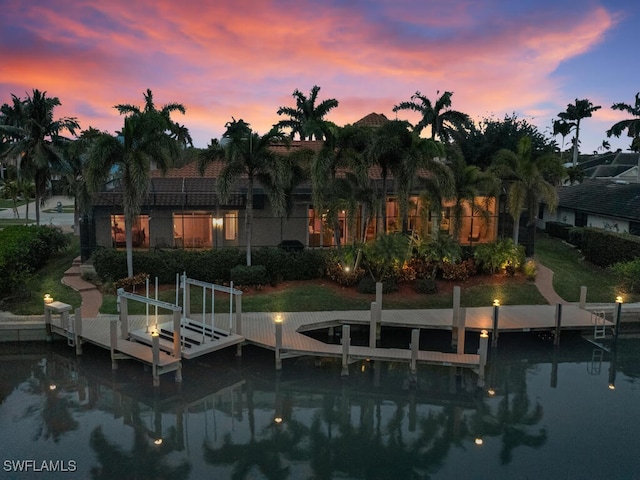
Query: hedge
[[580, 228, 640, 267], [0, 226, 69, 295], [92, 247, 327, 285], [545, 221, 573, 241]]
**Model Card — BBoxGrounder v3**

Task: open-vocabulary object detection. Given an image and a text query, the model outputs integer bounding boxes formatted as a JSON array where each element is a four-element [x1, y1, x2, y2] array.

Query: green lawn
[[0, 218, 35, 226], [99, 277, 546, 315], [534, 234, 639, 303], [0, 198, 28, 209]]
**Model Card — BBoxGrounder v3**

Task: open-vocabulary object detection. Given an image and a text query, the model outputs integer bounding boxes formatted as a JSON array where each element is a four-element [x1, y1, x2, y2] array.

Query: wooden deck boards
[[49, 303, 609, 374]]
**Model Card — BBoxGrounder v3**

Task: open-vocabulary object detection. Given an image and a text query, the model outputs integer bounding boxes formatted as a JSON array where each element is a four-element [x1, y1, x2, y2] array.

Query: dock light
[[616, 295, 623, 304], [487, 388, 496, 396], [49, 384, 57, 391], [480, 330, 489, 338], [474, 437, 484, 446], [608, 383, 616, 390], [275, 314, 283, 324], [154, 438, 163, 445], [151, 329, 160, 337], [274, 417, 283, 424], [493, 299, 500, 307], [44, 294, 53, 304]]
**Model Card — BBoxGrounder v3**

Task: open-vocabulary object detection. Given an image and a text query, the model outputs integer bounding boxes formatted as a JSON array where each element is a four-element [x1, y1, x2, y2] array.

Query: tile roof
[[353, 112, 389, 128], [558, 179, 640, 222]]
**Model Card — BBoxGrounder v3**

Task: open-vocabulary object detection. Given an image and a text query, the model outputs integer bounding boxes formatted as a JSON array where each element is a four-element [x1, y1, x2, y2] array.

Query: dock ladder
[[592, 310, 607, 339]]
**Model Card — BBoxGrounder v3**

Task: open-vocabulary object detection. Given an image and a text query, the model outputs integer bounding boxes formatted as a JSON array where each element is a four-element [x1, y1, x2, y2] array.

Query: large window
[[173, 213, 212, 249], [111, 215, 149, 249], [225, 213, 238, 241]]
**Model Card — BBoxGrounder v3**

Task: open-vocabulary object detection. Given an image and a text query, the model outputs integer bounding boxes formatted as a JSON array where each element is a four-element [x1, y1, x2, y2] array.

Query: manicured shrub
[[474, 239, 525, 274], [230, 265, 267, 286], [567, 227, 585, 248], [326, 263, 365, 286], [523, 260, 537, 281], [441, 258, 477, 281], [611, 258, 640, 293], [414, 278, 437, 294], [545, 221, 573, 241], [0, 226, 69, 295], [580, 228, 640, 267]]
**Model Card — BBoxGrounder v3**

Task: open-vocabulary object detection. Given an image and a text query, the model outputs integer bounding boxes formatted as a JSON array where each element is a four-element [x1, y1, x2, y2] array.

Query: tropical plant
[[362, 232, 411, 282], [393, 90, 471, 142], [557, 98, 601, 167], [0, 178, 20, 218], [606, 92, 640, 152], [200, 118, 288, 266], [474, 238, 525, 274], [445, 146, 499, 240], [276, 85, 339, 141], [0, 89, 79, 225], [490, 137, 561, 255], [86, 89, 187, 277], [552, 119, 573, 162]]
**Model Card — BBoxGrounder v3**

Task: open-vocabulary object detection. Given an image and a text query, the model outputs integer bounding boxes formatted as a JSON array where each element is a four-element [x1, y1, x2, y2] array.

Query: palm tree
[[276, 85, 339, 140], [366, 120, 413, 233], [86, 90, 187, 277], [200, 118, 288, 266], [558, 98, 601, 167], [490, 137, 560, 255], [606, 92, 640, 152], [552, 119, 573, 162], [393, 90, 471, 142], [0, 90, 79, 225], [0, 178, 20, 218], [445, 148, 499, 241]]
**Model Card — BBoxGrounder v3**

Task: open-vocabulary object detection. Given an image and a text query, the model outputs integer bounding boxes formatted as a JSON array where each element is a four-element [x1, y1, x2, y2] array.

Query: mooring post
[[235, 293, 243, 357], [110, 319, 118, 370], [341, 324, 350, 376], [44, 304, 53, 342], [452, 286, 461, 347], [119, 294, 129, 340], [491, 301, 500, 348], [184, 274, 191, 319], [369, 302, 377, 348], [613, 297, 623, 344], [74, 307, 83, 355], [275, 315, 283, 370], [554, 303, 563, 346], [457, 308, 467, 355], [375, 282, 383, 341], [152, 331, 160, 387], [579, 286, 587, 309], [410, 328, 420, 377], [477, 330, 489, 387], [172, 310, 181, 358], [175, 363, 183, 383]]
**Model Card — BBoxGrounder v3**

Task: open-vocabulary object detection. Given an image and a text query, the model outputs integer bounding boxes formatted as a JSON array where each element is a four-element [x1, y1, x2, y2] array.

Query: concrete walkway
[[534, 262, 567, 305], [0, 195, 76, 232]]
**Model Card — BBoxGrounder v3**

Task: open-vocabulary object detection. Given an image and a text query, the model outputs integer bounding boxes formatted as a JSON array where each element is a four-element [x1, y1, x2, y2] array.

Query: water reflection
[[0, 334, 637, 479]]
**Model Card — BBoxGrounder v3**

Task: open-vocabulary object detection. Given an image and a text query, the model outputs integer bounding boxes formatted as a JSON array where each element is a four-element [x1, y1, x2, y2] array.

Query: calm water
[[1, 333, 639, 480]]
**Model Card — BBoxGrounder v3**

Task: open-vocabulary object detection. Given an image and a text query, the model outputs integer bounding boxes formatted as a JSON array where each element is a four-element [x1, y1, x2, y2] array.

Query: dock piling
[[152, 331, 160, 387], [74, 307, 82, 355], [369, 302, 377, 348], [110, 319, 118, 370], [457, 308, 466, 355], [341, 324, 350, 376], [579, 286, 587, 309], [491, 302, 500, 348], [452, 286, 461, 347], [410, 329, 419, 376], [554, 303, 562, 346], [275, 316, 283, 370]]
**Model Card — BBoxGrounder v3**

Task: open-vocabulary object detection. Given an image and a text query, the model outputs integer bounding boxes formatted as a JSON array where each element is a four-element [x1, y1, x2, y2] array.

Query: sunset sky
[[1, 0, 638, 155]]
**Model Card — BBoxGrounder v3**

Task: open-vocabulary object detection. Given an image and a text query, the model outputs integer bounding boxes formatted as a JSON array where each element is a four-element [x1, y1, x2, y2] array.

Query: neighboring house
[[541, 178, 640, 236], [580, 152, 640, 183]]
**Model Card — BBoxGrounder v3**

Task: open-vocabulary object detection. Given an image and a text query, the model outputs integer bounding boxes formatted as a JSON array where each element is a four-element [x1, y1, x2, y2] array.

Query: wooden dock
[[45, 296, 613, 381]]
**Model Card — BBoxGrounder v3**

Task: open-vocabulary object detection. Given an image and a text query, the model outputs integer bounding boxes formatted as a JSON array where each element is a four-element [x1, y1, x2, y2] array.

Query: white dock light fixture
[[493, 298, 500, 307], [44, 293, 53, 304]]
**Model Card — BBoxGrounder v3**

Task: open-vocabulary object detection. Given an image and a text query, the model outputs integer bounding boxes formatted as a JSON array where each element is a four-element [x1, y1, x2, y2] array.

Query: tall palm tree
[[0, 90, 79, 225], [200, 118, 288, 266], [558, 98, 601, 167], [445, 148, 499, 241], [366, 120, 414, 233], [490, 137, 561, 255], [276, 85, 339, 140], [86, 90, 187, 277], [606, 92, 640, 152], [393, 90, 471, 142], [552, 119, 573, 162]]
